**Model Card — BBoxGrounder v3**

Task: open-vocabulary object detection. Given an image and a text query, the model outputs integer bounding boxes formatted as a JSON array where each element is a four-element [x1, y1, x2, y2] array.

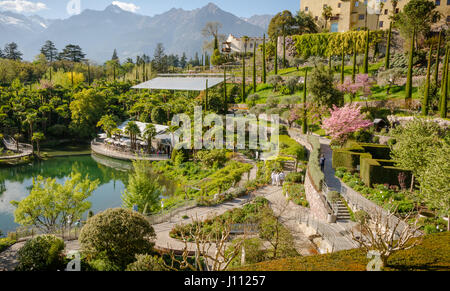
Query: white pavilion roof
[[132, 77, 224, 91]]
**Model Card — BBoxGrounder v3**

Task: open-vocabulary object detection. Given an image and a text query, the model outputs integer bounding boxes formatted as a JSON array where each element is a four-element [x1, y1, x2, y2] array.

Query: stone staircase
[[335, 199, 351, 222]]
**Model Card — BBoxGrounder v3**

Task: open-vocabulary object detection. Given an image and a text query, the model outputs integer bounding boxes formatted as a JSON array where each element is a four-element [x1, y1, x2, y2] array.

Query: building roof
[[132, 77, 224, 91]]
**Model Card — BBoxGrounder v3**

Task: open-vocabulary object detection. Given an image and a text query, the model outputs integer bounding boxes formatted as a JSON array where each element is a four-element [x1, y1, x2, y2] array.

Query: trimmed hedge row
[[360, 157, 412, 187], [332, 142, 391, 171], [332, 141, 412, 187], [307, 135, 324, 191]]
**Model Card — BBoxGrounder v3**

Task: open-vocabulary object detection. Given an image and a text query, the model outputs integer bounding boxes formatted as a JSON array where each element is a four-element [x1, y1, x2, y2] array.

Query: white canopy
[[132, 77, 224, 91]]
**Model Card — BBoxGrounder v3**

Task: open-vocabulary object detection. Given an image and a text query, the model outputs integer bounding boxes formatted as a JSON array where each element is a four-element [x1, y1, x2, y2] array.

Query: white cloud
[[112, 1, 140, 13], [0, 0, 46, 13]]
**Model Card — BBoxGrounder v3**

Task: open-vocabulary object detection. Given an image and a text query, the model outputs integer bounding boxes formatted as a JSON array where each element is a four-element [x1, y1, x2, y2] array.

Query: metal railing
[[297, 211, 356, 252]]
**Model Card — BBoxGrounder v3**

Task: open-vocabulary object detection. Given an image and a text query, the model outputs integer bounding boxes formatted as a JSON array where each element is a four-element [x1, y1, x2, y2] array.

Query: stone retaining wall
[[304, 171, 330, 222]]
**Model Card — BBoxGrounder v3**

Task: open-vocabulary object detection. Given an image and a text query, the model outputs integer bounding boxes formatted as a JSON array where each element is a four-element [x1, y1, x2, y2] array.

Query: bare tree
[[163, 218, 244, 271], [202, 22, 223, 51], [350, 208, 423, 269]]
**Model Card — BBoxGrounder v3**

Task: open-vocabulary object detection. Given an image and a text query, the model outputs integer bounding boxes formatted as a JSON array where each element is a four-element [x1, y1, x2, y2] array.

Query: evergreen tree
[[4, 42, 23, 61], [440, 48, 449, 118], [59, 44, 85, 62], [423, 45, 433, 116], [112, 49, 119, 61], [363, 30, 370, 74], [253, 42, 257, 93], [434, 30, 443, 85], [385, 23, 392, 70], [153, 43, 168, 73], [40, 41, 58, 62], [180, 53, 187, 68], [352, 40, 357, 83], [274, 34, 278, 75], [405, 28, 415, 108], [302, 68, 308, 134], [341, 44, 345, 84], [262, 34, 267, 83], [0, 48, 3, 58]]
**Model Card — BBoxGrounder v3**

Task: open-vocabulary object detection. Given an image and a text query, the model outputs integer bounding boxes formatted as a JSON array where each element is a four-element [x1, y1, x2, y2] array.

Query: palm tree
[[32, 132, 45, 157], [24, 112, 38, 143], [143, 124, 156, 154], [97, 115, 117, 138], [124, 121, 141, 150], [322, 6, 333, 30], [167, 124, 180, 156]]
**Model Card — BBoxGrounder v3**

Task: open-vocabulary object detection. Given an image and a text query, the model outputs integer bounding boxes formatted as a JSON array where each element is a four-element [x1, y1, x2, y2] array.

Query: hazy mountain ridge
[[0, 3, 268, 62]]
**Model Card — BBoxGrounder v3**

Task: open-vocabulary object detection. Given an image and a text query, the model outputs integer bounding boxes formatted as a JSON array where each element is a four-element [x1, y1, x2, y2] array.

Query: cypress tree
[[341, 44, 345, 84], [253, 41, 257, 93], [434, 30, 442, 85], [242, 50, 246, 102], [423, 45, 433, 116], [385, 22, 392, 70], [302, 68, 308, 135], [87, 62, 91, 86], [405, 28, 415, 108], [224, 68, 227, 106], [363, 29, 370, 74], [283, 34, 286, 68], [206, 79, 209, 110], [352, 40, 357, 83], [440, 48, 449, 118], [275, 34, 278, 75], [263, 34, 267, 83]]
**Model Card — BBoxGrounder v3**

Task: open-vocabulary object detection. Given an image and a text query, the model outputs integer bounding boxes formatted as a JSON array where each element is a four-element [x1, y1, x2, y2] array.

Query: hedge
[[307, 135, 324, 190], [332, 142, 391, 170], [360, 157, 412, 188], [332, 150, 372, 170], [292, 30, 385, 58]]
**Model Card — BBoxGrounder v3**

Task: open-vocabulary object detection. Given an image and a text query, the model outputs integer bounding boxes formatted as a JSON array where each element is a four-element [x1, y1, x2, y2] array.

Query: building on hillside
[[300, 0, 449, 32], [222, 34, 264, 54]]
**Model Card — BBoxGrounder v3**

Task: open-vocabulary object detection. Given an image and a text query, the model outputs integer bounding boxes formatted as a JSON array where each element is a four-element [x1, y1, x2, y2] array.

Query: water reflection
[[0, 154, 176, 235]]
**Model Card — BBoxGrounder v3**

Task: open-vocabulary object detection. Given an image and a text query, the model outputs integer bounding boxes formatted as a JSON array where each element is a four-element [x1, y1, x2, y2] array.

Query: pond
[[0, 154, 177, 236]]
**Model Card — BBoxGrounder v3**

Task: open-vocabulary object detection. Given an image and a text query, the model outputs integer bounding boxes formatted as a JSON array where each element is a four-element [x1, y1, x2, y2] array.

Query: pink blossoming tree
[[322, 104, 373, 143], [337, 74, 373, 104]]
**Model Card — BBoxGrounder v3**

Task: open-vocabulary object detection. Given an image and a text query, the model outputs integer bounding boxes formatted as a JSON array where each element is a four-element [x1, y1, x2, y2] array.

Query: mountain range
[[0, 3, 272, 63]]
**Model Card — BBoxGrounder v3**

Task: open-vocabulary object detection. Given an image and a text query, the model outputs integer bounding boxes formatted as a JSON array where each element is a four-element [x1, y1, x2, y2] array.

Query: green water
[[0, 154, 174, 235]]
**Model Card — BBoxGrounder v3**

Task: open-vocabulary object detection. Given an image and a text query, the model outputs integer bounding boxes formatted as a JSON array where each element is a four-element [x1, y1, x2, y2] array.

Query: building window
[[355, 1, 359, 7], [435, 0, 440, 5], [384, 9, 388, 15], [447, 0, 450, 5], [447, 15, 450, 22], [379, 21, 384, 28], [323, 4, 328, 8], [359, 14, 365, 20], [315, 16, 319, 21], [305, 6, 309, 11], [331, 23, 339, 32], [395, 8, 399, 14], [338, 3, 341, 8]]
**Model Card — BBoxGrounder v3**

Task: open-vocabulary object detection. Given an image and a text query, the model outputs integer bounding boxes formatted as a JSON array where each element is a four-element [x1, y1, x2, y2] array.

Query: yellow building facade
[[300, 0, 449, 32]]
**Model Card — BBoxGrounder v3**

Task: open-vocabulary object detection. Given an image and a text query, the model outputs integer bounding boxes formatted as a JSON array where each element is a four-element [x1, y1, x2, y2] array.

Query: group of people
[[271, 171, 286, 186]]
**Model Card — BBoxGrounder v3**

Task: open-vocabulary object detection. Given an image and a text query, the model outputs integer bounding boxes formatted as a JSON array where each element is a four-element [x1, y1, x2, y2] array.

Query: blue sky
[[0, 0, 300, 19]]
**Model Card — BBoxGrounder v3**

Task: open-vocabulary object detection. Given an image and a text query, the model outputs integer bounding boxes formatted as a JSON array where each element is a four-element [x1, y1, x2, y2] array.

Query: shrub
[[79, 208, 156, 269], [126, 254, 167, 271], [285, 172, 304, 183], [195, 149, 228, 168], [268, 75, 283, 91], [0, 237, 16, 253], [16, 235, 65, 271]]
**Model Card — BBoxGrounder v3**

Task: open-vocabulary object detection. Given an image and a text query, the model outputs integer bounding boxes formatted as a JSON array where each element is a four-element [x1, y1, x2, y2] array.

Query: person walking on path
[[320, 154, 326, 172], [279, 171, 285, 186]]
